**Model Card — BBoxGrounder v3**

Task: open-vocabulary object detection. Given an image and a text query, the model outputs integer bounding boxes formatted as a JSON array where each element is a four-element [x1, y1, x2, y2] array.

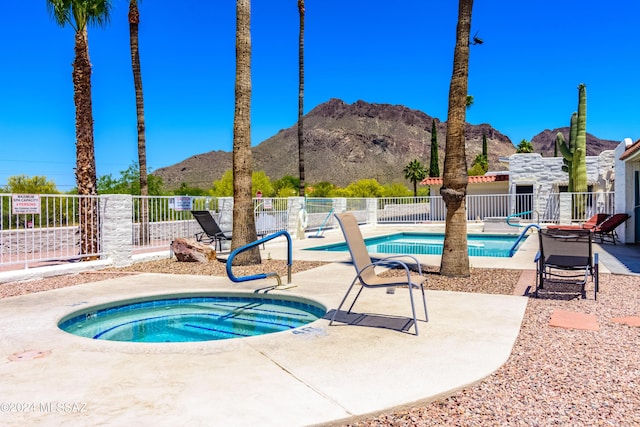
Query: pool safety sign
[[170, 196, 193, 211], [12, 194, 41, 215]]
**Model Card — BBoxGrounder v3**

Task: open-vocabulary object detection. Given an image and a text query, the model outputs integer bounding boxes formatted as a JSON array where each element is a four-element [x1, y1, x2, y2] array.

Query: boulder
[[171, 238, 216, 262]]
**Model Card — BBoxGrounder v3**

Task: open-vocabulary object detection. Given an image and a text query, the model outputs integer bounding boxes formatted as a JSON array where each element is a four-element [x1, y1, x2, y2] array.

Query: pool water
[[59, 294, 326, 343], [308, 232, 526, 258]]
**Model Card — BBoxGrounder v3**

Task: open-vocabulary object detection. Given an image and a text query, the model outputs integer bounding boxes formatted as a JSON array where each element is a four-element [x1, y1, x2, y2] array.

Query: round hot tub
[[58, 293, 326, 343]]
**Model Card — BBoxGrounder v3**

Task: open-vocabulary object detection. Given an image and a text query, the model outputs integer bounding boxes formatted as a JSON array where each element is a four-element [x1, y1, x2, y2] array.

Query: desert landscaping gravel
[[1, 259, 639, 426]]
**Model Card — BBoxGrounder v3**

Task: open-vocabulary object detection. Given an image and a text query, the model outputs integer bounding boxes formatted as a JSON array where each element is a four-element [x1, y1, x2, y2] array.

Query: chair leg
[[594, 264, 599, 300], [346, 285, 365, 313], [329, 279, 359, 326], [407, 286, 419, 335], [420, 285, 428, 323]]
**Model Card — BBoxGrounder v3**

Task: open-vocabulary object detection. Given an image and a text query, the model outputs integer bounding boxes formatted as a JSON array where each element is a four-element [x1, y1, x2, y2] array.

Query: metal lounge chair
[[535, 228, 599, 299], [329, 212, 428, 335], [191, 210, 232, 252], [593, 213, 630, 244]]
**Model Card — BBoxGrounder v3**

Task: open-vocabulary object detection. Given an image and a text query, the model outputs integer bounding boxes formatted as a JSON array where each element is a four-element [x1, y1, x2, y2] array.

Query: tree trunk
[[129, 0, 149, 245], [297, 0, 306, 197], [231, 0, 260, 265], [440, 0, 474, 277], [73, 28, 99, 260]]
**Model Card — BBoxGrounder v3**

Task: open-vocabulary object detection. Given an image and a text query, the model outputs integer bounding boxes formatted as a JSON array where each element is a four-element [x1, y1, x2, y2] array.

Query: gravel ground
[[1, 260, 639, 426]]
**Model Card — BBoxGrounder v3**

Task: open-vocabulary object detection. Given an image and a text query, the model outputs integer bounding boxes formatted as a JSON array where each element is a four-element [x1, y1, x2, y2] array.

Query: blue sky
[[1, 1, 639, 191]]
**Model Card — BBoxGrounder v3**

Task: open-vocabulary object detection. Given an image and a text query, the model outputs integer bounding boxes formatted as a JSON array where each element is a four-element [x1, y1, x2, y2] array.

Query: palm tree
[[440, 0, 474, 277], [47, 0, 112, 259], [128, 0, 149, 245], [231, 0, 260, 265], [404, 159, 427, 199], [516, 139, 534, 153], [297, 0, 305, 197]]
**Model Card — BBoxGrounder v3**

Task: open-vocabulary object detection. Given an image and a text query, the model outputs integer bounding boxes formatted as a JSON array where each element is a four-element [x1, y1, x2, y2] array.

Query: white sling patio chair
[[329, 212, 428, 335]]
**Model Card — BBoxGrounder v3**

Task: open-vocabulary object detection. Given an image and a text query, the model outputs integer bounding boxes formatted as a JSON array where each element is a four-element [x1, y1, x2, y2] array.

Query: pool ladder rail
[[226, 230, 296, 290]]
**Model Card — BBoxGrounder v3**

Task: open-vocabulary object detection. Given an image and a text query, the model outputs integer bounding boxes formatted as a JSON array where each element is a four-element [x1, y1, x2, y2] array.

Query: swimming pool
[[308, 232, 527, 258], [58, 293, 326, 343]]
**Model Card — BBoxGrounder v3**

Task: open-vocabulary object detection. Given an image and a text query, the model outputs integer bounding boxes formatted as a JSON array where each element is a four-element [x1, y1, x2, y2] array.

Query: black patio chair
[[191, 210, 232, 252], [535, 228, 599, 300]]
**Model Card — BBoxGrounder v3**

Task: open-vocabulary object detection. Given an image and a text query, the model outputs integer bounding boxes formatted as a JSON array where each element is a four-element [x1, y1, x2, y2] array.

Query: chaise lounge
[[191, 210, 232, 252], [593, 213, 630, 244], [547, 213, 610, 231]]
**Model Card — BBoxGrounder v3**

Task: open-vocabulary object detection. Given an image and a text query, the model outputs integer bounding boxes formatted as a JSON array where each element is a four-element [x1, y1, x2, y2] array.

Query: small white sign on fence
[[170, 196, 193, 211], [12, 194, 41, 215]]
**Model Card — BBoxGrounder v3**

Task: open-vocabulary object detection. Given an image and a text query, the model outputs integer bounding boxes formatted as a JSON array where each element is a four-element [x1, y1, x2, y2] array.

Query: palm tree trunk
[[440, 0, 473, 277], [297, 0, 305, 197], [129, 0, 149, 245], [73, 28, 100, 260], [231, 0, 260, 265]]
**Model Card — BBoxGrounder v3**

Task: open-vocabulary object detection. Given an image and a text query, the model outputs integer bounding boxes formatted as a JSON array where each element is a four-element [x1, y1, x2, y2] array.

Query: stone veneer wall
[[507, 151, 615, 220]]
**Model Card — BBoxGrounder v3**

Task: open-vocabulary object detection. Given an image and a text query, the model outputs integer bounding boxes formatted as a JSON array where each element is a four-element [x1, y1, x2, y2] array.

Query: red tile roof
[[420, 174, 509, 186], [620, 139, 640, 161]]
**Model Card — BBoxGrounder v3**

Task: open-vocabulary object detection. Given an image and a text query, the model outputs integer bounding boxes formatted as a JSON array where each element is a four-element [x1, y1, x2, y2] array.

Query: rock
[[171, 238, 216, 263]]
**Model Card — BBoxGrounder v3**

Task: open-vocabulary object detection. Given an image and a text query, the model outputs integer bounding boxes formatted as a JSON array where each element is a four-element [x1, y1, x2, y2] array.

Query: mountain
[[153, 99, 619, 190], [530, 128, 619, 157], [153, 99, 516, 190]]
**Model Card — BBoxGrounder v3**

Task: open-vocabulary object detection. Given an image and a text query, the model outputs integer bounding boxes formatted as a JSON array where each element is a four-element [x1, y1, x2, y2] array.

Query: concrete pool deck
[[0, 224, 635, 426], [0, 267, 528, 426]]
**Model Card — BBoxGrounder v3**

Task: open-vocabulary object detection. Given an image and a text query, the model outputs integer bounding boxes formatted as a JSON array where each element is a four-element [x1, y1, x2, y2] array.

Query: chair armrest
[[376, 254, 424, 276], [357, 257, 421, 287]]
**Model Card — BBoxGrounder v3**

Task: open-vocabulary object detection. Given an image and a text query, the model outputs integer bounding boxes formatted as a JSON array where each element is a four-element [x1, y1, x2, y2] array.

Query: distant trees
[[211, 170, 273, 199], [333, 179, 385, 198], [97, 163, 163, 195], [5, 169, 428, 199], [307, 181, 334, 197], [469, 132, 488, 176], [403, 159, 427, 198], [429, 120, 440, 177], [4, 175, 59, 194], [273, 175, 299, 197]]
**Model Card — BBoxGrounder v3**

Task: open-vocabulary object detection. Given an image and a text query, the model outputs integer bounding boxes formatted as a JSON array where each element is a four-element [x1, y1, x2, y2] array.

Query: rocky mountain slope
[[530, 128, 618, 157], [153, 99, 617, 190]]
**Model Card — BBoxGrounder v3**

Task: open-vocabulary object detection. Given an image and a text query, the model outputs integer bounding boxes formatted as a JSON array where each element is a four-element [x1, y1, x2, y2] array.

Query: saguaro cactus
[[556, 83, 588, 216]]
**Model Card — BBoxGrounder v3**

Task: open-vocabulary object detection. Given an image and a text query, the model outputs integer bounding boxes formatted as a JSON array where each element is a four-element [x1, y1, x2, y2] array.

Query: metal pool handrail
[[506, 210, 540, 226], [226, 230, 294, 289], [508, 223, 541, 257]]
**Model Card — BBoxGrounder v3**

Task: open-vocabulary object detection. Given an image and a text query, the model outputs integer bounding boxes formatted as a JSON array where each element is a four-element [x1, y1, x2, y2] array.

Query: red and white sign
[[12, 194, 41, 215], [256, 191, 262, 199]]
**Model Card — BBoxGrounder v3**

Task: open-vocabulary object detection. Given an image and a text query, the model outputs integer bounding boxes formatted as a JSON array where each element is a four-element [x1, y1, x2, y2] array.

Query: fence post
[[101, 194, 133, 267], [366, 198, 378, 226], [288, 197, 305, 239], [333, 197, 346, 214], [217, 197, 234, 232], [559, 193, 572, 224]]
